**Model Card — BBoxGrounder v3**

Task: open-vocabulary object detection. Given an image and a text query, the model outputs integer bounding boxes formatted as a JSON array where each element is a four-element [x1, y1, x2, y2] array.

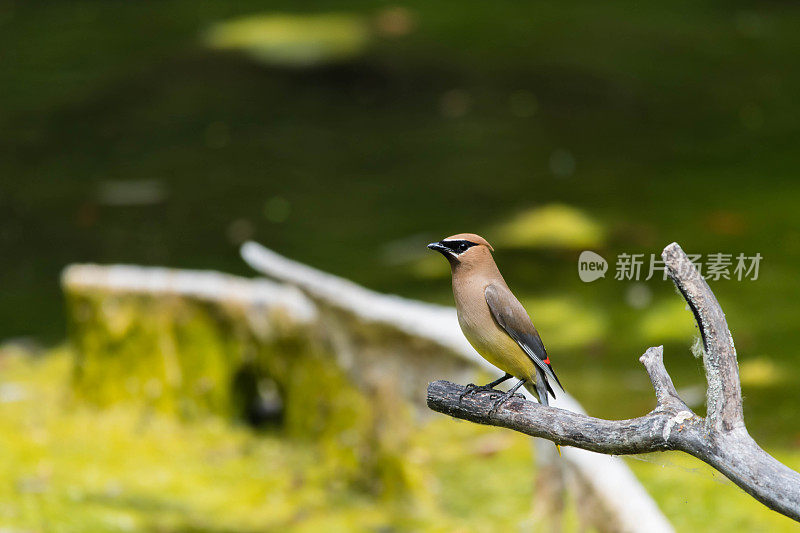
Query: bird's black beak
[[427, 241, 450, 255]]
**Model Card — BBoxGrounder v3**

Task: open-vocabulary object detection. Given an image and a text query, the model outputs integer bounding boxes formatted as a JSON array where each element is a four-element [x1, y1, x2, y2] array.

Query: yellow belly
[[459, 314, 536, 381]]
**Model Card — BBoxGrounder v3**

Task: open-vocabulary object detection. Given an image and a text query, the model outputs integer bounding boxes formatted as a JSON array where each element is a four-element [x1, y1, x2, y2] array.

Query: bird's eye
[[455, 242, 469, 253]]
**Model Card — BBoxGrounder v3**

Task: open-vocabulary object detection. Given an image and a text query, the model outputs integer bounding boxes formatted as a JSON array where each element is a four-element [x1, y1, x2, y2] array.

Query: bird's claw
[[459, 383, 498, 403], [488, 398, 506, 416], [487, 391, 524, 415], [459, 383, 481, 402]]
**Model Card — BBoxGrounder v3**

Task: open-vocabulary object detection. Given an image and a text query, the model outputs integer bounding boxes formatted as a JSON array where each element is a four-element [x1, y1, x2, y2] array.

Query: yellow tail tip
[[556, 444, 562, 457]]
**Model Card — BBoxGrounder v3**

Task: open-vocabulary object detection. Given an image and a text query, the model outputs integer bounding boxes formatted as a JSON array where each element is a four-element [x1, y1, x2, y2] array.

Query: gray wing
[[485, 283, 563, 397]]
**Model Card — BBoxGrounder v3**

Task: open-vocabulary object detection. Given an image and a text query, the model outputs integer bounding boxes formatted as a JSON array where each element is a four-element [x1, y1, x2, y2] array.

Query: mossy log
[[61, 265, 424, 496]]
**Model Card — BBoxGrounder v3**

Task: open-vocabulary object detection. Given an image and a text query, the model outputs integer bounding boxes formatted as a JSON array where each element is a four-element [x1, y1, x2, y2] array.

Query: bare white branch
[[638, 345, 685, 410], [662, 242, 743, 432]]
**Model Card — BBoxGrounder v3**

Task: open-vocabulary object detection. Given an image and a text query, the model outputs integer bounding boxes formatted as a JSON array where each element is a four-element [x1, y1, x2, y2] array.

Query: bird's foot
[[488, 388, 524, 415], [459, 383, 496, 403]]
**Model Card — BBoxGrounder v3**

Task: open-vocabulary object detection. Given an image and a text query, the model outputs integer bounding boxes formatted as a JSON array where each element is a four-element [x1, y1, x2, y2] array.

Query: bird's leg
[[489, 379, 527, 415], [484, 373, 514, 389], [459, 373, 512, 402]]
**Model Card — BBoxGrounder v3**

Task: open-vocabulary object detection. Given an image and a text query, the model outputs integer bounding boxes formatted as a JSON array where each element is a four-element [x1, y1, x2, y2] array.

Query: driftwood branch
[[427, 242, 800, 521]]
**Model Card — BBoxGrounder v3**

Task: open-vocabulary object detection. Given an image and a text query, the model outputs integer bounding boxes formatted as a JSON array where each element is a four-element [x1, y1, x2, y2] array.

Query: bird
[[427, 233, 564, 451]]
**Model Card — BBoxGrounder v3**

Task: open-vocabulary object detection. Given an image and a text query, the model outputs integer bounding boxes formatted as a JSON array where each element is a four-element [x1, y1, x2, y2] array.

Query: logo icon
[[578, 251, 608, 282]]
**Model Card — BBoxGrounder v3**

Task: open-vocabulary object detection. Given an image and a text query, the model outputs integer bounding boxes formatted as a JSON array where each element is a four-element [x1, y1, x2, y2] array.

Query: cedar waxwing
[[427, 233, 564, 414]]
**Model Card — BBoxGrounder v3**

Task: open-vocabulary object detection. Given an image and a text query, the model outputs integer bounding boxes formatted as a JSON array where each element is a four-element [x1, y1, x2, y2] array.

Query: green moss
[[638, 298, 699, 345], [492, 204, 606, 250], [66, 291, 246, 418], [65, 288, 425, 500], [0, 347, 536, 531], [204, 13, 370, 67], [4, 347, 800, 531], [519, 295, 608, 351], [627, 452, 800, 532]]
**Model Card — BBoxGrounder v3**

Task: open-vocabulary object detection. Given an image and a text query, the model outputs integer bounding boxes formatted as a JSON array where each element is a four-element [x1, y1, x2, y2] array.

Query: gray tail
[[524, 374, 551, 406]]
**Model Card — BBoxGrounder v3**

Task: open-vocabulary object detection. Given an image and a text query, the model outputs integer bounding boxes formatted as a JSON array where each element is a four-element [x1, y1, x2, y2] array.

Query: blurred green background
[[2, 0, 800, 531]]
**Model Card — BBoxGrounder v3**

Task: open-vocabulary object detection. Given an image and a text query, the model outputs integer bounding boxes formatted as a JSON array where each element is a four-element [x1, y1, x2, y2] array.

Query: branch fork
[[427, 243, 800, 521]]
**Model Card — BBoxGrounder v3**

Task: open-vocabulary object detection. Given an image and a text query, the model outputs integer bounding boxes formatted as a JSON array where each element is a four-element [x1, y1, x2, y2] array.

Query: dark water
[[2, 0, 800, 444]]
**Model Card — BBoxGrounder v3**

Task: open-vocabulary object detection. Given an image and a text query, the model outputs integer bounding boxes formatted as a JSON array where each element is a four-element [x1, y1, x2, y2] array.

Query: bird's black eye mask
[[427, 239, 480, 258], [440, 240, 479, 255], [442, 240, 478, 254]]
